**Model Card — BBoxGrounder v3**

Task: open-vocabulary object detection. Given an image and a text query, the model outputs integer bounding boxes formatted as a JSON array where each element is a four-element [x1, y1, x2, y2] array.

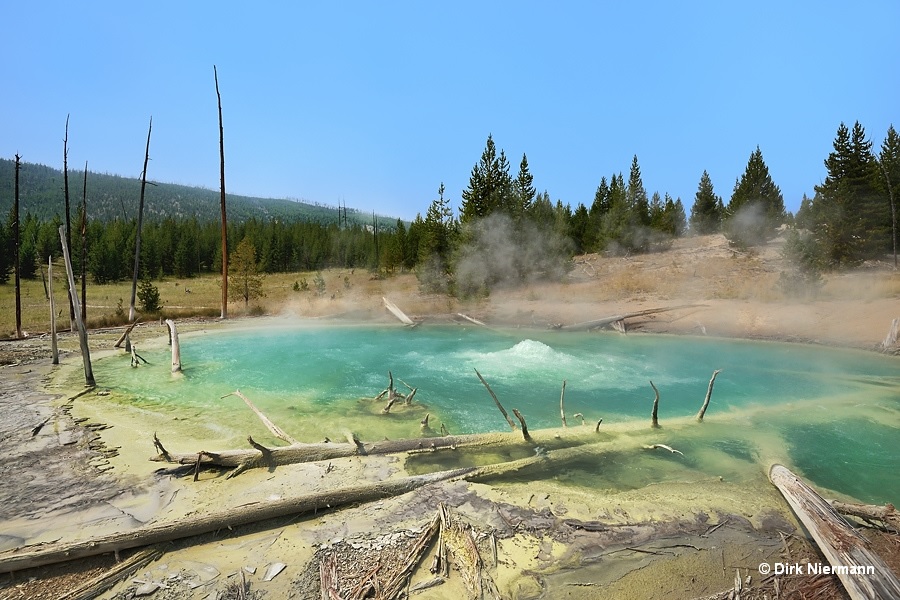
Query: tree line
[[1, 121, 897, 297]]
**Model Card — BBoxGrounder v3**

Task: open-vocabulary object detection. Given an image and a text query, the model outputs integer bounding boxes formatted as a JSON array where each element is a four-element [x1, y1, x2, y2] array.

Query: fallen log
[[57, 546, 163, 600], [769, 464, 900, 600], [456, 313, 487, 327], [831, 501, 900, 533], [559, 304, 707, 332], [0, 454, 545, 574], [383, 296, 415, 326], [221, 390, 299, 445]]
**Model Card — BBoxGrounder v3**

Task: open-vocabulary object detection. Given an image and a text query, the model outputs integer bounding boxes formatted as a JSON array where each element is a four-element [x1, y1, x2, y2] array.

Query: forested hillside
[[0, 159, 395, 227]]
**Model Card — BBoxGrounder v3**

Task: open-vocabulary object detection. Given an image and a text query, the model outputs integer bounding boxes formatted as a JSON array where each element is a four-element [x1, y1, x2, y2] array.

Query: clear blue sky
[[2, 2, 897, 221]]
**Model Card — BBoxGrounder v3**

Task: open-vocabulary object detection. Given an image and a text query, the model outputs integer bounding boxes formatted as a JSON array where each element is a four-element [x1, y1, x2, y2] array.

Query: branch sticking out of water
[[512, 409, 531, 442], [474, 368, 516, 431], [650, 380, 660, 429], [559, 380, 567, 428], [696, 369, 722, 422]]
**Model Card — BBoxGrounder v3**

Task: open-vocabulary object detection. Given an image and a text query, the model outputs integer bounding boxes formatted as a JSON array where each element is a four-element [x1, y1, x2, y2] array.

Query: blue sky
[[2, 2, 897, 221]]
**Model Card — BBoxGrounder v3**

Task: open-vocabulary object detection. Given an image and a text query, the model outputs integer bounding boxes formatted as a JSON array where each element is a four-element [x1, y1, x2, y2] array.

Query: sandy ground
[[0, 233, 898, 600]]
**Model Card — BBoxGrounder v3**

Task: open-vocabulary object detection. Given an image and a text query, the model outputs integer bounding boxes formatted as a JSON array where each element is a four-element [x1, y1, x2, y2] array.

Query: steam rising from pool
[[89, 321, 899, 504]]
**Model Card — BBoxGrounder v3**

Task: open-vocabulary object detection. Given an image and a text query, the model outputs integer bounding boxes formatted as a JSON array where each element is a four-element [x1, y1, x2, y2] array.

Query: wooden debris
[[456, 313, 487, 327], [769, 464, 900, 600], [832, 500, 900, 533], [114, 319, 141, 349], [474, 368, 517, 430], [57, 547, 163, 600], [649, 380, 660, 429], [165, 319, 182, 373], [643, 444, 683, 456], [559, 380, 567, 427], [221, 390, 299, 445], [382, 296, 415, 326], [559, 304, 706, 332], [695, 369, 722, 422]]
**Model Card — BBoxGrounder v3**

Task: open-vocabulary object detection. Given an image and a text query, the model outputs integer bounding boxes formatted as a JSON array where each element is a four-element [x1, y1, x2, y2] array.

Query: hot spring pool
[[88, 320, 900, 504]]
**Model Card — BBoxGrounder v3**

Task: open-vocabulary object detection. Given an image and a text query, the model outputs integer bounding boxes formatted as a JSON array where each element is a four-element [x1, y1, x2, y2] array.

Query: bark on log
[[832, 501, 900, 532], [695, 369, 722, 422], [0, 455, 544, 574], [221, 390, 298, 445], [57, 546, 163, 600], [165, 319, 182, 373], [769, 464, 900, 600], [474, 368, 517, 430], [58, 225, 95, 387]]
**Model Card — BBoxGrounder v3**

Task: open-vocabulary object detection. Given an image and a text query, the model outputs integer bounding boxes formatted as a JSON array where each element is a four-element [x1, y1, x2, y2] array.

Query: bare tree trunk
[[649, 380, 660, 428], [59, 226, 94, 387], [165, 319, 182, 373], [49, 257, 58, 364], [13, 154, 22, 339], [214, 65, 228, 319], [80, 161, 88, 323], [129, 118, 152, 321], [63, 116, 76, 331], [474, 368, 517, 430], [559, 379, 567, 427]]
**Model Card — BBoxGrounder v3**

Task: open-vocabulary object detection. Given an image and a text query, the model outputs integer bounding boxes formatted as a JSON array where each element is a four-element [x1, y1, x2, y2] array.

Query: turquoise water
[[92, 321, 900, 503]]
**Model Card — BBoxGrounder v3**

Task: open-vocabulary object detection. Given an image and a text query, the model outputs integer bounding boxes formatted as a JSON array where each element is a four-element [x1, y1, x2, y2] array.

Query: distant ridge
[[0, 158, 398, 227]]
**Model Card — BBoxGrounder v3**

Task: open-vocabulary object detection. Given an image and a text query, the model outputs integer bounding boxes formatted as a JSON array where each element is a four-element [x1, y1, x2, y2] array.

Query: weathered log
[[769, 464, 900, 600], [881, 317, 900, 352], [559, 304, 707, 331], [150, 426, 606, 474], [58, 225, 95, 386], [57, 546, 163, 600], [474, 368, 517, 430], [649, 380, 660, 429], [383, 296, 415, 326], [832, 501, 900, 532], [695, 369, 722, 422], [165, 319, 181, 372], [456, 313, 487, 327], [0, 455, 544, 574], [221, 390, 298, 445]]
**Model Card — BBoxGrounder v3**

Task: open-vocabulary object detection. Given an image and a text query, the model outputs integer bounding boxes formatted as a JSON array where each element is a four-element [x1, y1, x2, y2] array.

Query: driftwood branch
[[221, 390, 299, 445], [832, 501, 900, 532], [770, 464, 900, 600], [474, 368, 517, 430], [512, 409, 532, 442], [696, 369, 722, 422], [559, 380, 567, 427], [114, 319, 141, 349], [649, 380, 660, 429]]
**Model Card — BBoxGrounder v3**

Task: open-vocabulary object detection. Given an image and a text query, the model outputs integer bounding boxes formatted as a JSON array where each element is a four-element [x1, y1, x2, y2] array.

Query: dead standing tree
[[59, 225, 94, 387], [214, 65, 228, 319], [80, 161, 88, 322], [13, 154, 22, 339], [62, 117, 76, 330], [128, 118, 152, 322]]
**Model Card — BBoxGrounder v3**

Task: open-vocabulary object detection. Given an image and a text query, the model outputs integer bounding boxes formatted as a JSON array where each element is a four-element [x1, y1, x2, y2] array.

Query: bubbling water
[[88, 320, 900, 503]]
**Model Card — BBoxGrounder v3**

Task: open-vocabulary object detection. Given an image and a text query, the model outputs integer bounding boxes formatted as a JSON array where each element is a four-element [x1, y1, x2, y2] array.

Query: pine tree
[[512, 153, 536, 221], [724, 146, 786, 246], [460, 134, 513, 223], [228, 237, 264, 307], [649, 191, 665, 230], [877, 124, 899, 266], [690, 170, 723, 234], [626, 155, 650, 227], [810, 121, 881, 266]]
